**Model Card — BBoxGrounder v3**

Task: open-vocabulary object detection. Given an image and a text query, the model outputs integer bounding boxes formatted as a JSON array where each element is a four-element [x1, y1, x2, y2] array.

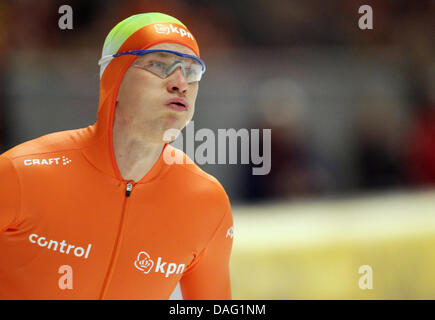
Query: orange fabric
[[0, 32, 233, 299]]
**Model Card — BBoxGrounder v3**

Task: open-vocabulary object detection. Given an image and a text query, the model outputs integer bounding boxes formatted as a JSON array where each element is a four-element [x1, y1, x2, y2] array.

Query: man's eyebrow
[[136, 52, 170, 63], [155, 52, 171, 57]]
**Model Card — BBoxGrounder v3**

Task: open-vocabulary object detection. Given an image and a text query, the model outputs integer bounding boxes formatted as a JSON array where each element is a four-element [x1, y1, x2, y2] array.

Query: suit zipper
[[126, 182, 133, 197], [99, 180, 135, 299]]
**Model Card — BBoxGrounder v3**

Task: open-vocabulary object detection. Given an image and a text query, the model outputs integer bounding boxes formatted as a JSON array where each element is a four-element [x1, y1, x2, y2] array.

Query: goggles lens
[[132, 51, 204, 83]]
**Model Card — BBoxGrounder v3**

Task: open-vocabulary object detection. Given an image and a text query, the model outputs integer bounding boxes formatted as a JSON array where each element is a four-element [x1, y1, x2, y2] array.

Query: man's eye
[[148, 61, 167, 69], [185, 68, 198, 77]]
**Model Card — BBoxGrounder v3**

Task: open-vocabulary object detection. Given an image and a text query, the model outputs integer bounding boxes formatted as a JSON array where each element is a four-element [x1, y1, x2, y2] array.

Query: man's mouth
[[165, 98, 189, 112], [172, 102, 185, 107]]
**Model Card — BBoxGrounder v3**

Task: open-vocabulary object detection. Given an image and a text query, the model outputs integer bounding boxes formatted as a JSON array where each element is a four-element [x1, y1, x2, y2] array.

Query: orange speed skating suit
[[0, 25, 234, 300]]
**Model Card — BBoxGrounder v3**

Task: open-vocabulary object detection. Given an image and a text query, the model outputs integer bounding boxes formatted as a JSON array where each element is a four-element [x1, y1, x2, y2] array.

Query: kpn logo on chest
[[134, 251, 185, 278]]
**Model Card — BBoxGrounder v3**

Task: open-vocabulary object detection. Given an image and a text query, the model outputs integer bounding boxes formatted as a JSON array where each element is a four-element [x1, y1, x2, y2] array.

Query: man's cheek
[[188, 105, 195, 119]]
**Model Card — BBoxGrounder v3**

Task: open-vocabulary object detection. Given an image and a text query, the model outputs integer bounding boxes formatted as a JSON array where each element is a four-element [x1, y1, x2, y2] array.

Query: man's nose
[[167, 67, 188, 94]]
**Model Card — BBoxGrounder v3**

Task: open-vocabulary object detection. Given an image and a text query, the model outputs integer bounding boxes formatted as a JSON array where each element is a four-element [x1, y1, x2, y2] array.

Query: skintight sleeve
[[180, 207, 234, 300], [0, 155, 20, 233]]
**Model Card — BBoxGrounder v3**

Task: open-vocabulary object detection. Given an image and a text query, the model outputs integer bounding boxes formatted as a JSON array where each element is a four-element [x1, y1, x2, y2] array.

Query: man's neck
[[112, 113, 165, 183]]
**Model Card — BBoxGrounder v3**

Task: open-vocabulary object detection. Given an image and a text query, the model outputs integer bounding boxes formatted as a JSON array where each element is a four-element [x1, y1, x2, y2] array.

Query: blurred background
[[0, 0, 434, 299]]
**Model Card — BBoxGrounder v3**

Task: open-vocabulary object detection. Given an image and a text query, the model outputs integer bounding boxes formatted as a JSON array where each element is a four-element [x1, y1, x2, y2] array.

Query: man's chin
[[160, 125, 183, 143], [144, 114, 189, 143]]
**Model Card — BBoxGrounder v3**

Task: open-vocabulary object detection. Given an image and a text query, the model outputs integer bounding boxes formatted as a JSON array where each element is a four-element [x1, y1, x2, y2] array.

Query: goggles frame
[[98, 49, 206, 82]]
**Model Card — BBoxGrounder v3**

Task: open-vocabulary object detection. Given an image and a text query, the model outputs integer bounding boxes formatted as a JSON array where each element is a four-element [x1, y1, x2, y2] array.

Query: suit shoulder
[[1, 127, 90, 160], [164, 144, 230, 204]]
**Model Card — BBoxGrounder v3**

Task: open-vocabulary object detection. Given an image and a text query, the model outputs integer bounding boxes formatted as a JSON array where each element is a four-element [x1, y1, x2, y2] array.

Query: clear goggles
[[98, 49, 206, 83]]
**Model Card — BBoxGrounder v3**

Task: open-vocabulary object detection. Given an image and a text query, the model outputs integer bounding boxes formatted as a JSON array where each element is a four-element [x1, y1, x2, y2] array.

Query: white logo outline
[[154, 24, 170, 35], [134, 251, 154, 274], [226, 226, 234, 239]]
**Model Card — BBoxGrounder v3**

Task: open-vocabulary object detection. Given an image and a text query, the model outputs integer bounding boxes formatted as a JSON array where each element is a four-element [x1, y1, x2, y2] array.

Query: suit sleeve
[[0, 155, 20, 233], [180, 200, 234, 300]]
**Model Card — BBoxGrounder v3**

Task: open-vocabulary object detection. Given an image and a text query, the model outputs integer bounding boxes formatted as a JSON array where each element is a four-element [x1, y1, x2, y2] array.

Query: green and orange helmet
[[98, 12, 202, 79]]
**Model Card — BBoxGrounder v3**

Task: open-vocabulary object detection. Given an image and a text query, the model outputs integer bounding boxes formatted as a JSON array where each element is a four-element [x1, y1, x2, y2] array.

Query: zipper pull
[[126, 182, 133, 197]]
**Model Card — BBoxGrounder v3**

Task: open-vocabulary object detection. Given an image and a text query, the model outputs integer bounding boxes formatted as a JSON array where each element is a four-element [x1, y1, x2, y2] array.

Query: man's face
[[116, 42, 199, 143]]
